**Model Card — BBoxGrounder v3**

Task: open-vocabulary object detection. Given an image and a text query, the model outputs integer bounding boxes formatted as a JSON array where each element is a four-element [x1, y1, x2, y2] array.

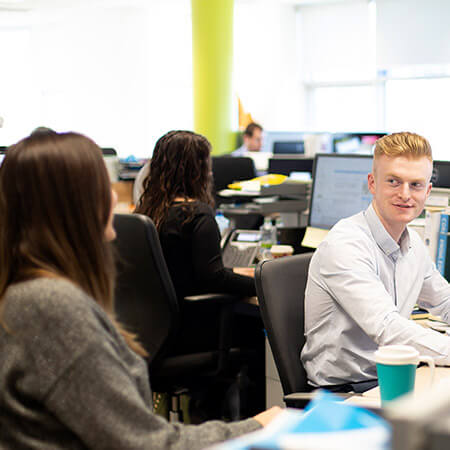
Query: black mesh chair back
[[211, 156, 256, 195], [255, 253, 314, 396], [113, 213, 180, 368]]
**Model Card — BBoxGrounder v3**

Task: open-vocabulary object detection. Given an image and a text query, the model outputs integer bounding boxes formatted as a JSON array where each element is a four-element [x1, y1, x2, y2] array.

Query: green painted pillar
[[191, 0, 234, 155]]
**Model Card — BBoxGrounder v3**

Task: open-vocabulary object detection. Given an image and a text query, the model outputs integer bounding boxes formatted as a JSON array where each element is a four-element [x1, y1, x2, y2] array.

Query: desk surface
[[347, 366, 450, 408]]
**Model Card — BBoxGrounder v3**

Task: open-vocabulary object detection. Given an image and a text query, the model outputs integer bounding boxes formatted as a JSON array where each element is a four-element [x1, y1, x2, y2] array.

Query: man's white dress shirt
[[301, 203, 450, 387], [231, 145, 248, 156]]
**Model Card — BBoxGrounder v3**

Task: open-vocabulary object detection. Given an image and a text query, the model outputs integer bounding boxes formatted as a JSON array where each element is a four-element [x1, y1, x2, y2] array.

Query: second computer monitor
[[309, 154, 373, 230], [272, 141, 305, 154], [432, 160, 450, 188], [268, 157, 314, 176]]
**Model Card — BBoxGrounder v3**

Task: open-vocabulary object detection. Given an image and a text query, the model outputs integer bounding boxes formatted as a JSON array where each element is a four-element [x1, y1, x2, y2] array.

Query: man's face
[[244, 128, 263, 152], [368, 154, 432, 240]]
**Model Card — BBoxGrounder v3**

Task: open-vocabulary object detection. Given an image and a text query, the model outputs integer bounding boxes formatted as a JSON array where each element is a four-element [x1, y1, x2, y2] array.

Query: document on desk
[[301, 226, 329, 249], [218, 189, 260, 197]]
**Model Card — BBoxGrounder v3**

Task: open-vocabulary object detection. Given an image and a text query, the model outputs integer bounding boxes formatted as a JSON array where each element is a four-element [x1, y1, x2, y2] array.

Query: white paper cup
[[270, 244, 294, 258]]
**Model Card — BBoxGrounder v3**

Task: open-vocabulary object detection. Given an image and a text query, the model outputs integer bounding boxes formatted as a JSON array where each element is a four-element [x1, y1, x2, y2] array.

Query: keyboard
[[222, 244, 258, 268]]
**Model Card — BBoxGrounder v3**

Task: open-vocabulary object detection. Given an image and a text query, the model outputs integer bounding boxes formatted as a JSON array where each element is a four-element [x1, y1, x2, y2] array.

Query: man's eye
[[411, 182, 423, 189], [388, 179, 399, 186]]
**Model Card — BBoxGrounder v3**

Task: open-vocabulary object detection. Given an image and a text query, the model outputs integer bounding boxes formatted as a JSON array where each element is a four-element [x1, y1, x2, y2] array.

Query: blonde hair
[[374, 132, 432, 161]]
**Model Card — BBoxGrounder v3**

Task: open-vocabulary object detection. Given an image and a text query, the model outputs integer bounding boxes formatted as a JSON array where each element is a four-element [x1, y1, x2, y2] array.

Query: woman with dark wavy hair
[[135, 130, 256, 299], [0, 131, 280, 449]]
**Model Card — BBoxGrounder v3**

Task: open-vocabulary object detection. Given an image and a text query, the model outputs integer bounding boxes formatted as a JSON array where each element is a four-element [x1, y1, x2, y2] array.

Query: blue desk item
[[123, 155, 138, 163], [212, 391, 390, 450]]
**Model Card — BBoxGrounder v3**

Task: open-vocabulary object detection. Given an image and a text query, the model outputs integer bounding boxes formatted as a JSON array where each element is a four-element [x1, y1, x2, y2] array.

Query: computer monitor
[[332, 133, 386, 154], [309, 154, 373, 230], [272, 141, 305, 154], [102, 147, 117, 156], [268, 157, 314, 176], [432, 160, 450, 188]]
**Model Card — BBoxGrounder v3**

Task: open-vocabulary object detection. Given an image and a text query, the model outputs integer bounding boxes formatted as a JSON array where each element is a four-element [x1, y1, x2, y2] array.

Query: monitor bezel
[[432, 160, 450, 189], [308, 153, 373, 229], [268, 156, 314, 176], [272, 140, 305, 155]]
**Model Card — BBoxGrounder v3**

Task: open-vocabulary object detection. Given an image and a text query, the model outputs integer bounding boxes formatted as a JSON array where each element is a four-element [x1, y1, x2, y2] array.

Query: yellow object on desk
[[228, 174, 287, 190]]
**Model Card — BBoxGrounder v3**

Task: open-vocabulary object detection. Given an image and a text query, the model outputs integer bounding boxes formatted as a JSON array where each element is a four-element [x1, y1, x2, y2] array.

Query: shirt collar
[[364, 203, 411, 257]]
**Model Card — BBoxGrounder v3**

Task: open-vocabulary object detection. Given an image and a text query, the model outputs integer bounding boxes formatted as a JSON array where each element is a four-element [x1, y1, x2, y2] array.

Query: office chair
[[255, 252, 314, 408], [211, 156, 263, 229], [211, 156, 256, 195], [113, 213, 245, 421]]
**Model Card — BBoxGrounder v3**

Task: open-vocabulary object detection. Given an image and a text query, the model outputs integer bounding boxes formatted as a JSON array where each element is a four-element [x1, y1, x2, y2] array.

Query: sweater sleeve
[[190, 212, 256, 297], [45, 339, 261, 450]]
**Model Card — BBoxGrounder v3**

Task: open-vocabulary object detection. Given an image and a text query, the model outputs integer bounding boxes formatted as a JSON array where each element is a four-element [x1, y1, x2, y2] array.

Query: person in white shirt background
[[232, 122, 263, 156], [302, 132, 450, 393]]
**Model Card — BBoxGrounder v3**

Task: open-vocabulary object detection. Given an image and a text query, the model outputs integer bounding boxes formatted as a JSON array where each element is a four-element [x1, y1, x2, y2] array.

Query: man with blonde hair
[[302, 132, 450, 392]]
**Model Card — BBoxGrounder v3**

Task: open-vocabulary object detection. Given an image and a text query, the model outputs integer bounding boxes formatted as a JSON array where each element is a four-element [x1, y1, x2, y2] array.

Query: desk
[[347, 366, 450, 409]]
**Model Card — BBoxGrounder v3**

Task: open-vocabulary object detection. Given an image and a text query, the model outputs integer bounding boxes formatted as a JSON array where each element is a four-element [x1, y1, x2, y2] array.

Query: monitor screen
[[333, 133, 386, 154], [309, 154, 373, 229], [102, 147, 117, 156], [432, 160, 450, 188], [268, 157, 314, 176], [273, 141, 305, 154]]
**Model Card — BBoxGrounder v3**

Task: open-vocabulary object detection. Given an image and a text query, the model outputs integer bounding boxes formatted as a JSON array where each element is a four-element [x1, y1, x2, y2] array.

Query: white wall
[[0, 1, 193, 157], [234, 0, 304, 131]]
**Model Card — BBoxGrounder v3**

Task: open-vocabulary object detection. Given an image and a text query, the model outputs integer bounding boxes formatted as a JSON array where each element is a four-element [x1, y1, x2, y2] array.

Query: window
[[386, 77, 450, 160], [0, 3, 193, 158], [297, 0, 450, 161]]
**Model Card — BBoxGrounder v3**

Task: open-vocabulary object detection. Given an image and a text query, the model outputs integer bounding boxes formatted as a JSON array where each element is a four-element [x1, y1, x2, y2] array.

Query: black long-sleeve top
[[159, 201, 256, 299]]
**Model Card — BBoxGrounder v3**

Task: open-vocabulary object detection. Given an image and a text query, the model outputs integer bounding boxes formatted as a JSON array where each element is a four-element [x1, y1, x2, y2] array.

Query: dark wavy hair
[[0, 131, 147, 356], [135, 130, 214, 229]]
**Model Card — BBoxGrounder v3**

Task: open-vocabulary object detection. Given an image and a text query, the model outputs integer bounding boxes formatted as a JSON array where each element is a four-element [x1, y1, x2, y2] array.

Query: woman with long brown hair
[[135, 130, 256, 300], [0, 131, 279, 449]]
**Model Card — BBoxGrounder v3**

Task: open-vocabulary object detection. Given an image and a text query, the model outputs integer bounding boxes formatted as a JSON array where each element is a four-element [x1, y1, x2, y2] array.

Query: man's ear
[[368, 172, 376, 195]]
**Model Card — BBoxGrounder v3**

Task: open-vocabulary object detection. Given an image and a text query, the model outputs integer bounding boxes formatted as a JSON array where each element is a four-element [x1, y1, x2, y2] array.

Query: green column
[[191, 0, 234, 155]]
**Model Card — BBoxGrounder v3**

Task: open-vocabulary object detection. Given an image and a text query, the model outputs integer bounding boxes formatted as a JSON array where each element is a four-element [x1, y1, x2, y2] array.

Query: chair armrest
[[182, 293, 241, 375], [183, 293, 240, 304]]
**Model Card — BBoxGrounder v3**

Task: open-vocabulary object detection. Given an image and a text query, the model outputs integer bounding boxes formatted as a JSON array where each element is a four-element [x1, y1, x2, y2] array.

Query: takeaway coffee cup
[[374, 345, 435, 404], [270, 244, 294, 259]]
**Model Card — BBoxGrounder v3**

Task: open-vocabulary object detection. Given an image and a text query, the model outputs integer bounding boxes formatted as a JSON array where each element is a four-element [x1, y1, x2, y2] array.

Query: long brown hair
[[0, 131, 147, 356], [135, 130, 214, 229]]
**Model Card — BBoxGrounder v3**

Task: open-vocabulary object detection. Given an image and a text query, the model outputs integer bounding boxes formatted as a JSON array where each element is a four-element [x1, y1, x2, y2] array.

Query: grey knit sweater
[[0, 278, 260, 449]]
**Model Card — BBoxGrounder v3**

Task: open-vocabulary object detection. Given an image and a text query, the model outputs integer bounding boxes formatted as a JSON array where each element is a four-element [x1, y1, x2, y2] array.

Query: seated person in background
[[135, 130, 255, 299], [302, 132, 450, 393], [0, 131, 280, 449], [232, 122, 263, 156]]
